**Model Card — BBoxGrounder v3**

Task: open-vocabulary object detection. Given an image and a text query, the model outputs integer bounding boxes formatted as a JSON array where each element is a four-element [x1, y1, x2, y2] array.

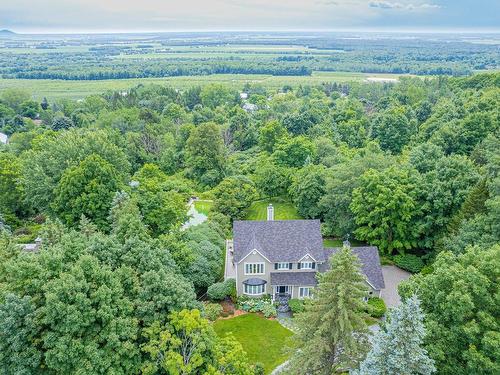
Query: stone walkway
[[380, 265, 411, 308]]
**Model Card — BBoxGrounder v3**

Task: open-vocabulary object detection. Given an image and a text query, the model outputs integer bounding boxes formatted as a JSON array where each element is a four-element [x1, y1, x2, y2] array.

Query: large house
[[224, 205, 385, 300]]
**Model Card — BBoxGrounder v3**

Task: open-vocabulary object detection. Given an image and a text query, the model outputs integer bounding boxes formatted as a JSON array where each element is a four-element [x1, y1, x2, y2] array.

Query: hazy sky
[[1, 0, 499, 33]]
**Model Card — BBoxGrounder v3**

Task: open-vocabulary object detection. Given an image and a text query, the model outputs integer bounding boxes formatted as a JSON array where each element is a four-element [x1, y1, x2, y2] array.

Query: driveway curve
[[380, 265, 411, 308]]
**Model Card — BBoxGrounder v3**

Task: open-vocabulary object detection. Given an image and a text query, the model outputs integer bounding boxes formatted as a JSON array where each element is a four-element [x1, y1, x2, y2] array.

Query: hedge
[[393, 254, 425, 273]]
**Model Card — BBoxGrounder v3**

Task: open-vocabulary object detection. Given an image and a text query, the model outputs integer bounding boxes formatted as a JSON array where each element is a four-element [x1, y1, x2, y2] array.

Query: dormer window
[[298, 261, 315, 270], [275, 262, 292, 270]]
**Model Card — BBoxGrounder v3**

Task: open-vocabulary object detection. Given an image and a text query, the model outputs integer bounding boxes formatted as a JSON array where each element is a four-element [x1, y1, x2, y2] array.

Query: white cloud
[[369, 1, 441, 10]]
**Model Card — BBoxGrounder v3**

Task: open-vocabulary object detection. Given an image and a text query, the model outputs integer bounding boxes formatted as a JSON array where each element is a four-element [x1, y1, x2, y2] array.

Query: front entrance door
[[275, 285, 291, 295]]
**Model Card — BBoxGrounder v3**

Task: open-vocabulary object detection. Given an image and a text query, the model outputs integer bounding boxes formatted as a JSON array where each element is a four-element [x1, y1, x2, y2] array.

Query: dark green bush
[[393, 254, 425, 273], [367, 297, 387, 318], [253, 362, 265, 375], [207, 278, 236, 301], [288, 298, 305, 314]]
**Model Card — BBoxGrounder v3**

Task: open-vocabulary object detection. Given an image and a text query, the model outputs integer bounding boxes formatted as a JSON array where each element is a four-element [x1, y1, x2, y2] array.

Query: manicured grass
[[213, 314, 293, 374], [322, 238, 343, 247], [193, 200, 213, 216], [245, 198, 301, 221], [322, 237, 367, 247]]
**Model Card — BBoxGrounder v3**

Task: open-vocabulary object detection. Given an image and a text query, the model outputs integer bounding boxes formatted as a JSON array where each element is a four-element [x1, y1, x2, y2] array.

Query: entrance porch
[[273, 285, 292, 313]]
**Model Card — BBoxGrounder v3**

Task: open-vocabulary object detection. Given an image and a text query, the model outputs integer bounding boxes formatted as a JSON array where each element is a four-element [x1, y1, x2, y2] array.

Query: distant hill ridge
[[0, 29, 16, 35]]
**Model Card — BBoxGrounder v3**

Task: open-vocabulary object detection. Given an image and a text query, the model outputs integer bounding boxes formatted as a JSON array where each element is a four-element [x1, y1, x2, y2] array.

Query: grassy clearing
[[322, 237, 367, 247], [245, 198, 301, 221], [213, 314, 293, 374], [193, 200, 213, 216], [0, 71, 407, 101]]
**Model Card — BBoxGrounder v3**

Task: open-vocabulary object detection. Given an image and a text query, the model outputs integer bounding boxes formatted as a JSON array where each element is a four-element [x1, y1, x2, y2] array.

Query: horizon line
[[4, 27, 500, 36]]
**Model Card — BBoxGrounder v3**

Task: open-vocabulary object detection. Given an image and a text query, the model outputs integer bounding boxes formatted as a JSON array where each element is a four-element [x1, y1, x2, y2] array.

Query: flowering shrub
[[237, 295, 276, 317], [261, 303, 277, 318]]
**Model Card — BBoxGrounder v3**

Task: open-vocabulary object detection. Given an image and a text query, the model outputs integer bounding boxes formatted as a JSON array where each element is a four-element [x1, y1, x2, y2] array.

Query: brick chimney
[[267, 204, 274, 221]]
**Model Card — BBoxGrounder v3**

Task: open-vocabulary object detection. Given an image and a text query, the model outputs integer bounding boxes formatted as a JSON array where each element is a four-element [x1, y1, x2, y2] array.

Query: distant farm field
[[0, 71, 409, 101]]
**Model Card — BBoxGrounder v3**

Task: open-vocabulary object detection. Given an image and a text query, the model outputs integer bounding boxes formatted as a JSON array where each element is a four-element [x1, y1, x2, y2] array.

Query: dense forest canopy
[[0, 70, 499, 374]]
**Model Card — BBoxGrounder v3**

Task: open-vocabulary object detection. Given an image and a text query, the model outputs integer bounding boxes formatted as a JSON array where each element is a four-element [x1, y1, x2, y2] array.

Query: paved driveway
[[380, 266, 411, 308]]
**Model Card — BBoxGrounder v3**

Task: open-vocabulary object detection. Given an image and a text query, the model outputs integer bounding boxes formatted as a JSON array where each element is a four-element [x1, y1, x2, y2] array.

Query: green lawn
[[245, 198, 301, 221], [322, 238, 343, 247], [322, 237, 367, 247], [213, 314, 293, 374], [193, 200, 213, 216]]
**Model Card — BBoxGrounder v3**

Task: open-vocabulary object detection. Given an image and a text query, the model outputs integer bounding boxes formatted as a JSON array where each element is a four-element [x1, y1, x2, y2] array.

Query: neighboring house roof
[[233, 220, 324, 263], [242, 103, 258, 112], [0, 132, 8, 144], [322, 247, 385, 290], [270, 272, 318, 286]]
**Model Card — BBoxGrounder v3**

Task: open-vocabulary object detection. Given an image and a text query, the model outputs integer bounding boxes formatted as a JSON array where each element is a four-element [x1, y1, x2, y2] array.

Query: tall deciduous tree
[[185, 122, 226, 186], [287, 246, 370, 374], [0, 294, 42, 374], [0, 153, 25, 221], [371, 106, 416, 154], [41, 255, 141, 374], [141, 309, 252, 375], [353, 295, 435, 375], [272, 135, 316, 168], [253, 157, 291, 198], [20, 128, 130, 213], [399, 245, 500, 375], [53, 154, 123, 230], [320, 143, 393, 237], [258, 120, 288, 153], [213, 175, 257, 220], [289, 164, 328, 219], [351, 167, 421, 254]]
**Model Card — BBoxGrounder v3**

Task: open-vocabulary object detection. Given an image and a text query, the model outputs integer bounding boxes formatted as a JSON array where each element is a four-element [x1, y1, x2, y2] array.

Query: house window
[[299, 287, 312, 298], [245, 263, 264, 275], [275, 262, 291, 270], [299, 261, 315, 270], [244, 284, 265, 295]]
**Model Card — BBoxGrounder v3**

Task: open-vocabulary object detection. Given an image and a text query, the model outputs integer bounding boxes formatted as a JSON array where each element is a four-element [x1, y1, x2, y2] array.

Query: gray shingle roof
[[270, 272, 318, 286], [322, 247, 385, 290], [233, 220, 324, 263]]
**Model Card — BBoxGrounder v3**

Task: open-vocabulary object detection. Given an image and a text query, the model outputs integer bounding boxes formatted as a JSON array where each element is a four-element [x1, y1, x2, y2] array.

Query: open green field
[[245, 198, 301, 221], [0, 71, 408, 101], [193, 200, 213, 216], [213, 314, 293, 374]]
